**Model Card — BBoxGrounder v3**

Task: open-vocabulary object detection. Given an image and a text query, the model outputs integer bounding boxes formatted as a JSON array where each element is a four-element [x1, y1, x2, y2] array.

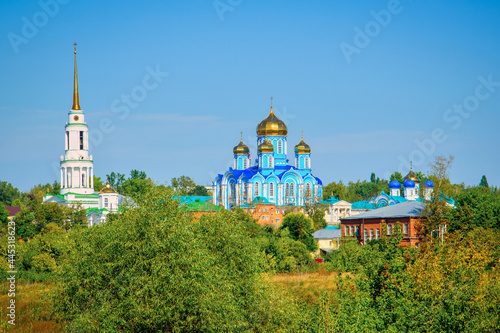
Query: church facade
[[42, 45, 126, 225], [212, 105, 323, 209]]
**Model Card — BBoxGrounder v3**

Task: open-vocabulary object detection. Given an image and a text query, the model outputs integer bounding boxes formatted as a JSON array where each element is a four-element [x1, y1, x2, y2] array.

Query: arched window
[[82, 173, 86, 188], [104, 197, 108, 208], [289, 183, 295, 197], [269, 156, 273, 168], [285, 183, 290, 197], [243, 158, 247, 169], [306, 183, 312, 198], [299, 156, 304, 168], [255, 182, 259, 196], [278, 140, 282, 154], [269, 182, 274, 197], [305, 157, 310, 168]]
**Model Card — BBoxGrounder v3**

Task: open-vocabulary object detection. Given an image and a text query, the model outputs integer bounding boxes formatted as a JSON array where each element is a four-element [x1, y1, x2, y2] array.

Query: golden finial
[[301, 130, 304, 140], [72, 42, 81, 110], [240, 131, 243, 141], [410, 161, 413, 171]]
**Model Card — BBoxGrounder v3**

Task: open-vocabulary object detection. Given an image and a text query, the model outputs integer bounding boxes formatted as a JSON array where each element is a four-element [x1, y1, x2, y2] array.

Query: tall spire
[[72, 42, 81, 110]]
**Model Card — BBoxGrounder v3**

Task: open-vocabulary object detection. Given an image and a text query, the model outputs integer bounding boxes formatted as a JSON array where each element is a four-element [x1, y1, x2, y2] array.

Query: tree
[[189, 185, 210, 196], [322, 181, 348, 201], [370, 173, 376, 183], [0, 181, 22, 206], [420, 155, 454, 238], [106, 172, 126, 192], [54, 186, 300, 331], [280, 213, 317, 252], [390, 172, 404, 184], [93, 175, 105, 192], [428, 154, 454, 190], [305, 204, 327, 231], [450, 186, 500, 231], [479, 175, 489, 188], [130, 169, 147, 180], [0, 204, 9, 227], [170, 176, 197, 196]]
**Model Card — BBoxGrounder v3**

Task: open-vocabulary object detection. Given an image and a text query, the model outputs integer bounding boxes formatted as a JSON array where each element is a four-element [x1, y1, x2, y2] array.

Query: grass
[[0, 280, 63, 332], [268, 268, 353, 304]]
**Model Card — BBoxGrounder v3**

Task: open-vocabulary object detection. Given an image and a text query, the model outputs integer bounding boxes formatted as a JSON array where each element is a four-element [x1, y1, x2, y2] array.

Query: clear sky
[[1, 0, 499, 192]]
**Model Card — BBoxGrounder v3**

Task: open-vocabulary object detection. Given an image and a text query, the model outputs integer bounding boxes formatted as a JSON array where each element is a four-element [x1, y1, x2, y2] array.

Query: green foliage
[[106, 171, 126, 192], [53, 186, 300, 332], [479, 175, 489, 187], [450, 186, 500, 231], [0, 181, 22, 206], [2, 202, 86, 240], [93, 175, 105, 192], [190, 185, 210, 196], [390, 172, 404, 183], [0, 204, 9, 226], [280, 213, 317, 252], [170, 175, 197, 195], [323, 178, 390, 202], [305, 204, 327, 231]]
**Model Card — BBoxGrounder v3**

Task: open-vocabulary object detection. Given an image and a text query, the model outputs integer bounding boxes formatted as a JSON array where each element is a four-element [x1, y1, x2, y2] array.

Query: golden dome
[[256, 106, 288, 136], [233, 138, 250, 155], [99, 181, 118, 194], [294, 135, 311, 154], [258, 139, 274, 153], [404, 168, 420, 183]]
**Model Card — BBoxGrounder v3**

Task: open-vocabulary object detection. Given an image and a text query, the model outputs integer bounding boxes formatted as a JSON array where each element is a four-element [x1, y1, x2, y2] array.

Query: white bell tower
[[60, 43, 94, 195]]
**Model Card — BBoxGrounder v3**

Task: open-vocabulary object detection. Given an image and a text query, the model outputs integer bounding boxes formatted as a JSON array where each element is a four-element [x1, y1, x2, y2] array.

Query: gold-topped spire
[[233, 133, 250, 155], [301, 130, 303, 139], [256, 98, 288, 136], [72, 42, 81, 110]]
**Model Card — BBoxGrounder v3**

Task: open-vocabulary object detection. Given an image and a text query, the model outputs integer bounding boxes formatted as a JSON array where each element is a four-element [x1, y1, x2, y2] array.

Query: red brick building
[[340, 201, 425, 248]]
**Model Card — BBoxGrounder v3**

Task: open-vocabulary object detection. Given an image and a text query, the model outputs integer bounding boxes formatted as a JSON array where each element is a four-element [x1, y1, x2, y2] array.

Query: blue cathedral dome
[[403, 179, 416, 188], [423, 179, 434, 188], [389, 180, 401, 189]]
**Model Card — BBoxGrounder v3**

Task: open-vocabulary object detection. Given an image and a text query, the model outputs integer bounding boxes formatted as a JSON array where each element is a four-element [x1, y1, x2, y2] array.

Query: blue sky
[[1, 0, 499, 191]]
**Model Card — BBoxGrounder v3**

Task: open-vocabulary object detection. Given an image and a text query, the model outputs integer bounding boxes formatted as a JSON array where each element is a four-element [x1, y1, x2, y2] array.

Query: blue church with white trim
[[212, 104, 323, 209]]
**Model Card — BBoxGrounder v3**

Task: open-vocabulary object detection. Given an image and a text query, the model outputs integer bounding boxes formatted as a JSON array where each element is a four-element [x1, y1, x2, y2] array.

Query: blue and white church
[[212, 104, 323, 209]]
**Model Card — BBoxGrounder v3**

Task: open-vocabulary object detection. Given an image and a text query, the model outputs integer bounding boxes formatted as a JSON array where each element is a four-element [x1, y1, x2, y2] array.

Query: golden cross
[[301, 130, 303, 139], [270, 96, 273, 107], [73, 42, 77, 54], [240, 131, 243, 140]]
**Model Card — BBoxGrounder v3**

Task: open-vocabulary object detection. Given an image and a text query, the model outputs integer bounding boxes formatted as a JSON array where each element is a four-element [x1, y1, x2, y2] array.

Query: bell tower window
[[65, 131, 69, 150], [80, 131, 84, 150]]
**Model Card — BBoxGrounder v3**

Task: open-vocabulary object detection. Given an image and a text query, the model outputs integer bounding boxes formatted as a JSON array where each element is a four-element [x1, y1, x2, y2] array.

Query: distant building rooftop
[[342, 201, 424, 220]]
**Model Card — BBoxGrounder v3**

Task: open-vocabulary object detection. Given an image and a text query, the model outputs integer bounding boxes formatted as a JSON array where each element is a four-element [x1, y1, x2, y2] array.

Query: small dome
[[403, 179, 416, 188], [294, 137, 311, 154], [423, 179, 434, 188], [258, 139, 274, 153], [389, 180, 401, 189], [233, 139, 250, 155], [256, 107, 288, 136], [99, 181, 118, 194], [404, 168, 420, 183]]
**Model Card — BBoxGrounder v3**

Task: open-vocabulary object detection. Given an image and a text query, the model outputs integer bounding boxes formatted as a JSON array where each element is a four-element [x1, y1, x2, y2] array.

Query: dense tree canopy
[[53, 186, 299, 332]]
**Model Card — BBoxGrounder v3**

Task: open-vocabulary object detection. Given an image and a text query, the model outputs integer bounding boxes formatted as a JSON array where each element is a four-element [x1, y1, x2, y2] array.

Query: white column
[[90, 167, 93, 189], [60, 168, 64, 188]]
